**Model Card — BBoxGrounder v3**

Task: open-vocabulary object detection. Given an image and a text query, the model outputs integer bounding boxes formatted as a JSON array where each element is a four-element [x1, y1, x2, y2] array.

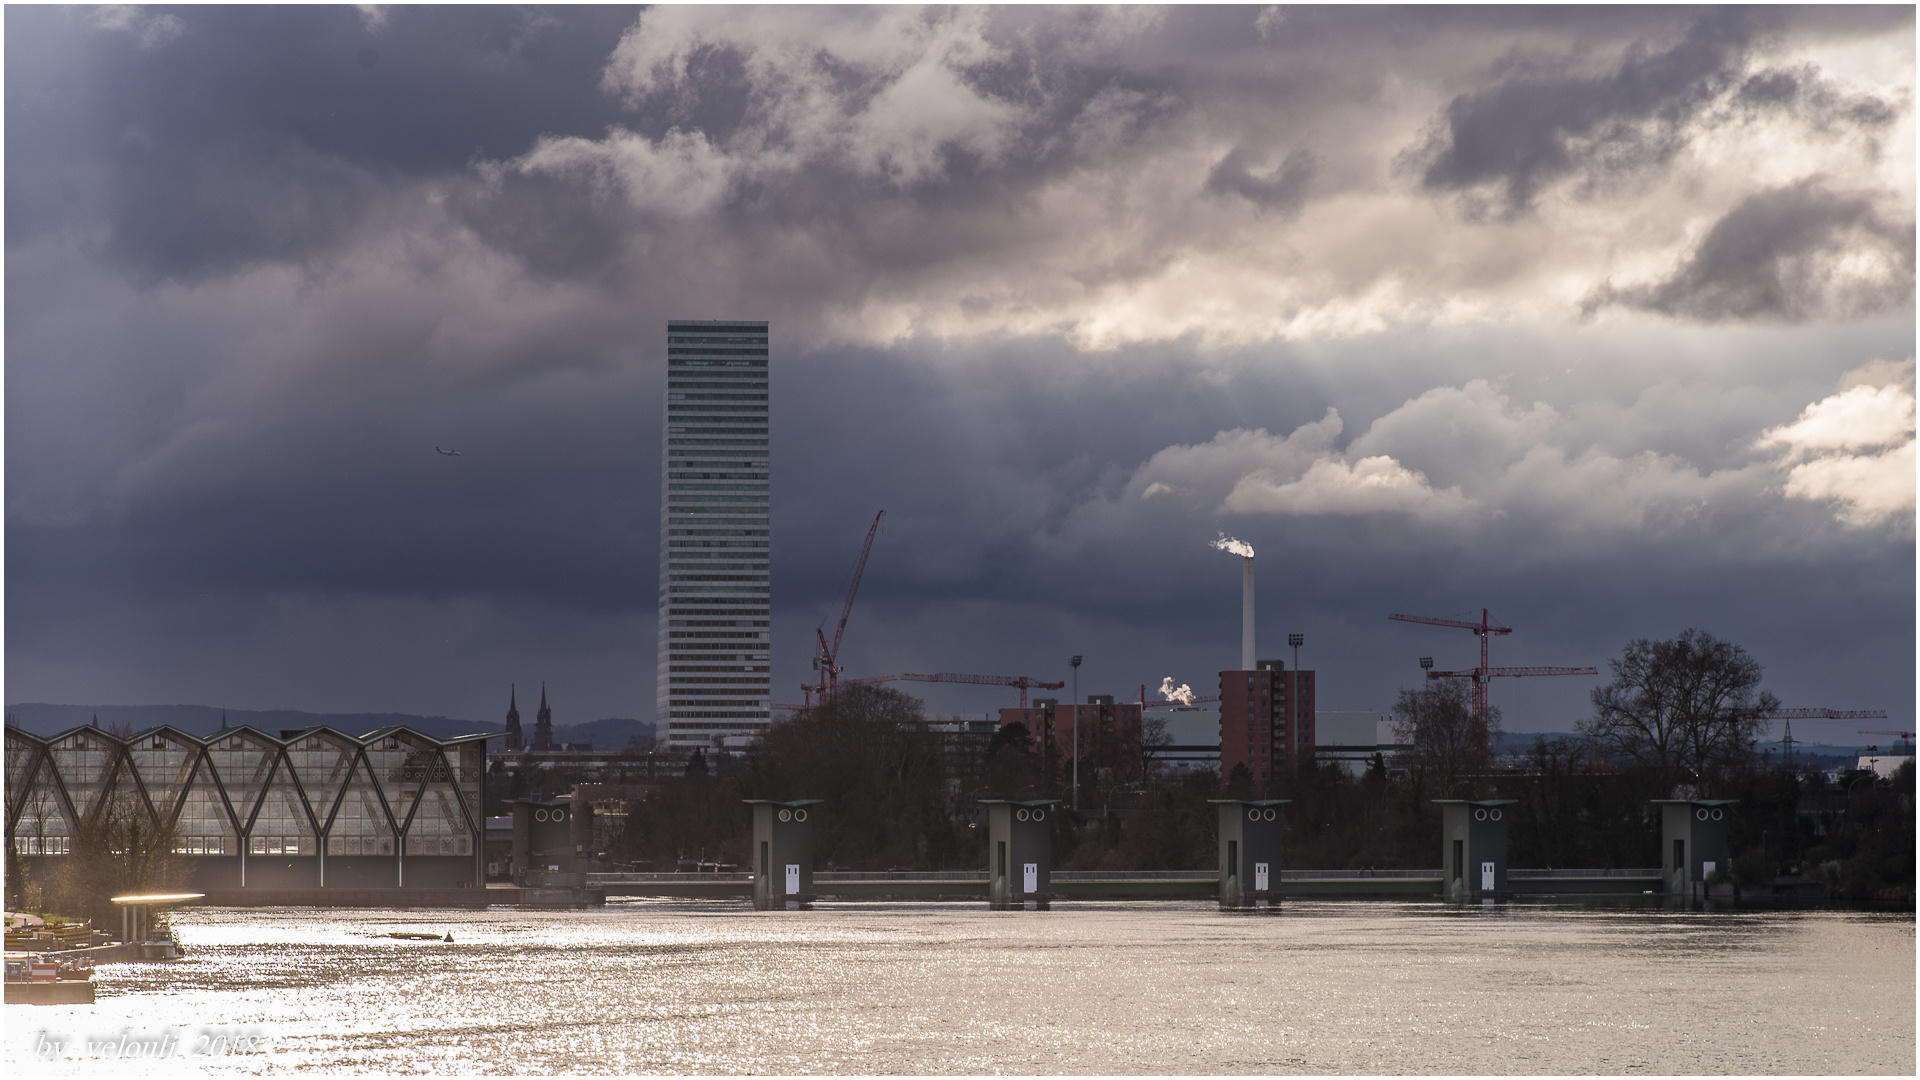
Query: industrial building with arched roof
[[5, 722, 496, 890]]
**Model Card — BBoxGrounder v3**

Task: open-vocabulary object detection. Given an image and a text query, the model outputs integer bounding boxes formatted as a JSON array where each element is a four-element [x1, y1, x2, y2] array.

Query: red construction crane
[[1858, 728, 1912, 749], [1390, 608, 1597, 748], [1762, 708, 1888, 720], [805, 510, 884, 707], [895, 672, 1065, 708], [797, 672, 1066, 709], [1751, 708, 1888, 763]]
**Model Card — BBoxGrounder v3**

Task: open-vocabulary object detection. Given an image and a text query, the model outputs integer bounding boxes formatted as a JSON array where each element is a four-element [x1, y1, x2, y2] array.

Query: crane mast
[[807, 510, 884, 706], [1389, 608, 1595, 751]]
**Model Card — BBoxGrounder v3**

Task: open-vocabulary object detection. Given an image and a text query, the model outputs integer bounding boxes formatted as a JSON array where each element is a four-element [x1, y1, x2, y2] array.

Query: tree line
[[7, 628, 1904, 920], [618, 630, 1912, 903]]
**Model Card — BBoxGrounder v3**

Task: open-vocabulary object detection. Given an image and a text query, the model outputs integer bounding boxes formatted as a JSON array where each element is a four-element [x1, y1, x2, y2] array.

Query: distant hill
[[3, 703, 653, 748], [551, 717, 656, 750], [1487, 729, 1893, 765]]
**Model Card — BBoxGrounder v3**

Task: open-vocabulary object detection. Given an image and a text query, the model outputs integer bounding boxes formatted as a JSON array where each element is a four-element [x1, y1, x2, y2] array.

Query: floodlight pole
[[1070, 655, 1083, 811]]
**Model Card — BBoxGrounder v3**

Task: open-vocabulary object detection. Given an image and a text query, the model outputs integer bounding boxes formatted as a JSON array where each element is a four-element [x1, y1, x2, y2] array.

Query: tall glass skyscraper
[[658, 320, 771, 752]]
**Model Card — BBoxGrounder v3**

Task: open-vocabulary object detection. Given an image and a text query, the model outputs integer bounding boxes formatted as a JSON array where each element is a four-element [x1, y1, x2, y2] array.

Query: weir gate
[[584, 868, 1663, 901]]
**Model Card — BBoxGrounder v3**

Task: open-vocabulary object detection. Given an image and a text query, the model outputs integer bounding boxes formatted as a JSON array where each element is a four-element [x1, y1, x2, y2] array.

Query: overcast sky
[[7, 6, 1914, 741]]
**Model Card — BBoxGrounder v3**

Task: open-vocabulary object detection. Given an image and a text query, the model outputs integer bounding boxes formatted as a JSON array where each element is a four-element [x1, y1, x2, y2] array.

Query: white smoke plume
[[1210, 533, 1255, 558], [1158, 677, 1196, 705]]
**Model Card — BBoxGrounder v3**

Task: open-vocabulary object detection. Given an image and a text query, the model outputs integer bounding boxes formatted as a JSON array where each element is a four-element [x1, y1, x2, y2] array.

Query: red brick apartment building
[[998, 696, 1144, 780], [1219, 660, 1315, 787]]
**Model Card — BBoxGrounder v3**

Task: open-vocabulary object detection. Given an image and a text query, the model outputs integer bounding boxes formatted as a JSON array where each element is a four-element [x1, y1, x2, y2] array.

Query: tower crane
[[1389, 608, 1597, 748], [805, 510, 884, 707], [796, 671, 1067, 710], [894, 672, 1065, 707], [1752, 707, 1889, 763], [1857, 728, 1912, 750]]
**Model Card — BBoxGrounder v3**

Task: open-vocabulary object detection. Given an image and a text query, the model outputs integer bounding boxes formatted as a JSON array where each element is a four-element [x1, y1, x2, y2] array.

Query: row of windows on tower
[[661, 322, 772, 745]]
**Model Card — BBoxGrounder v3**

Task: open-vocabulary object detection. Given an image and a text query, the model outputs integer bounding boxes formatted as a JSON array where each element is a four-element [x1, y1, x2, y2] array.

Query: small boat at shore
[[384, 931, 452, 942]]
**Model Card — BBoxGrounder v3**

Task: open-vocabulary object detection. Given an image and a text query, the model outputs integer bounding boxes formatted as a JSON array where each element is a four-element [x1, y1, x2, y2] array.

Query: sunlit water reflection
[[7, 900, 1912, 1074]]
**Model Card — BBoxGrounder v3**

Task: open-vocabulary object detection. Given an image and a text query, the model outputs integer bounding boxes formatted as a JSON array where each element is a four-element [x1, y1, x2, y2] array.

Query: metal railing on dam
[[585, 869, 1521, 882], [584, 867, 1664, 900], [588, 869, 1446, 883], [1509, 868, 1661, 879]]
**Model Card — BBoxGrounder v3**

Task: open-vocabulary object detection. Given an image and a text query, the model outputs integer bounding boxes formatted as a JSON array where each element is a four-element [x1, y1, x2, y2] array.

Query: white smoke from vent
[[1211, 533, 1256, 669], [1210, 533, 1256, 558], [1158, 677, 1196, 705]]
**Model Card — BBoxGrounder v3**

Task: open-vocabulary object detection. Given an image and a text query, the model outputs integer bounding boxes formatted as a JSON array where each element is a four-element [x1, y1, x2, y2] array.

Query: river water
[[8, 900, 1913, 1075]]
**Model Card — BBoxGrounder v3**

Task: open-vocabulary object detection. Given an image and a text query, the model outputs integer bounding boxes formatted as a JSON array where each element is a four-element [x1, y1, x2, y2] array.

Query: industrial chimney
[[1211, 534, 1258, 671], [1241, 554, 1255, 671]]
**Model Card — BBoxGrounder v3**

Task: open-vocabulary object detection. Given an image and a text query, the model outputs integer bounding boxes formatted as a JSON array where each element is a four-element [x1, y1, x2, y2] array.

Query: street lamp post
[[1070, 655, 1083, 811]]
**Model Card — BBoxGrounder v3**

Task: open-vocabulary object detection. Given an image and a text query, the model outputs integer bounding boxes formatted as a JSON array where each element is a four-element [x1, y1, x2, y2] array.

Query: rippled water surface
[[7, 901, 1913, 1074]]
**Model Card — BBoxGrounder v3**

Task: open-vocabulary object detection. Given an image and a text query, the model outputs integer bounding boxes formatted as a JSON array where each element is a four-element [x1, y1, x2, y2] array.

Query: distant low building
[[1855, 747, 1915, 779], [1315, 711, 1395, 774], [487, 746, 663, 789], [999, 696, 1145, 782], [924, 713, 998, 775]]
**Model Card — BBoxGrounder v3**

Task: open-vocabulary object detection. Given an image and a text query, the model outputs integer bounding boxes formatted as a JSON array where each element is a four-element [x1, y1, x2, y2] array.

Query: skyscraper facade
[[658, 320, 771, 752]]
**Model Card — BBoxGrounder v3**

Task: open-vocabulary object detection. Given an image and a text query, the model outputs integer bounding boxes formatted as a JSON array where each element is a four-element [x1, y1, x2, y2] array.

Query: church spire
[[504, 684, 524, 753], [533, 682, 554, 751]]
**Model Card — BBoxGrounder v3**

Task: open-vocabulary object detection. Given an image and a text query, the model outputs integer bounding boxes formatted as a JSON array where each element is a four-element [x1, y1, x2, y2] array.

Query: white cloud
[[1346, 381, 1560, 490], [1759, 360, 1916, 527], [462, 9, 1912, 351], [598, 6, 1031, 188], [1781, 442, 1915, 526], [1758, 379, 1914, 454], [1100, 379, 1815, 549], [1224, 454, 1470, 519], [511, 127, 733, 218], [1121, 410, 1345, 503], [91, 5, 183, 50]]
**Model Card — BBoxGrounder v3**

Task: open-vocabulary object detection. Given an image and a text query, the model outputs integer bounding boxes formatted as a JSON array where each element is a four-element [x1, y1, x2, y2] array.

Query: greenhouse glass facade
[[4, 723, 493, 889]]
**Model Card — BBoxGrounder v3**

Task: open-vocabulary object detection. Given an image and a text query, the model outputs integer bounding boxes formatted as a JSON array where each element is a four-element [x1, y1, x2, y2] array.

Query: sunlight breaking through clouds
[[1759, 360, 1916, 527]]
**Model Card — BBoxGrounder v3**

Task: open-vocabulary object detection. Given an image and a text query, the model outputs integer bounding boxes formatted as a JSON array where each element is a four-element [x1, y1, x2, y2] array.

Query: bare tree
[[1138, 715, 1173, 778], [744, 684, 960, 869], [1580, 628, 1776, 795], [46, 786, 183, 930], [1391, 679, 1500, 798]]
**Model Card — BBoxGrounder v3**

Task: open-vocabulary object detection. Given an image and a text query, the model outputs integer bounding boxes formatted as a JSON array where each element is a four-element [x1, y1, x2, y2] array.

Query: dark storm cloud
[[1584, 178, 1917, 322], [1205, 147, 1316, 215], [1734, 64, 1902, 131], [5, 6, 1912, 729], [1407, 9, 1901, 212], [5, 5, 637, 277], [103, 134, 381, 282]]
